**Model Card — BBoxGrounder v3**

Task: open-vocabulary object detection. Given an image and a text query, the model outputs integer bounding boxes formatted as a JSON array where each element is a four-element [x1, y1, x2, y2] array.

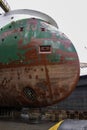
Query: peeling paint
[[0, 18, 80, 107]]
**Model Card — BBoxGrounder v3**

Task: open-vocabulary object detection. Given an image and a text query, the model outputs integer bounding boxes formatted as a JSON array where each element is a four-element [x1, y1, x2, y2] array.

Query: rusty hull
[[0, 17, 80, 107]]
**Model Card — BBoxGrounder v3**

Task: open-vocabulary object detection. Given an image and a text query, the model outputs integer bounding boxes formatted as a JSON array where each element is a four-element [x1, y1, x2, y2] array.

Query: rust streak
[[43, 54, 53, 99]]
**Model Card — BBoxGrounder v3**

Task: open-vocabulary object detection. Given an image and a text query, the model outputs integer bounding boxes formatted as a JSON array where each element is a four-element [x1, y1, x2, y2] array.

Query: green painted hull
[[0, 18, 80, 107]]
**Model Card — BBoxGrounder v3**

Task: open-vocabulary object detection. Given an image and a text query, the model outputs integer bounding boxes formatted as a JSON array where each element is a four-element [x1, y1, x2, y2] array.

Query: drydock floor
[[0, 120, 54, 130]]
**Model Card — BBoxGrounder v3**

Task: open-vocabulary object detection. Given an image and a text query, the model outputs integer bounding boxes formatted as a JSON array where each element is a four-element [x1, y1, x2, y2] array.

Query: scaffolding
[[80, 63, 87, 68]]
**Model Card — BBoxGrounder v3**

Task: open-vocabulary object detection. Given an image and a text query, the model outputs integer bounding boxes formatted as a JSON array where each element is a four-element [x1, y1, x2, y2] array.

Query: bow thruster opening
[[23, 87, 37, 101]]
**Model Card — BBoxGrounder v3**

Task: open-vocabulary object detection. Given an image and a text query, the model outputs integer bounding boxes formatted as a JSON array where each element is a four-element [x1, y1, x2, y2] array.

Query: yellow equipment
[[49, 120, 64, 130], [49, 119, 87, 130]]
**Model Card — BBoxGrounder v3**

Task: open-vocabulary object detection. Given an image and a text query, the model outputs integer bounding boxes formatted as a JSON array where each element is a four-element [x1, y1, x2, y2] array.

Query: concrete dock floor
[[0, 120, 55, 130]]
